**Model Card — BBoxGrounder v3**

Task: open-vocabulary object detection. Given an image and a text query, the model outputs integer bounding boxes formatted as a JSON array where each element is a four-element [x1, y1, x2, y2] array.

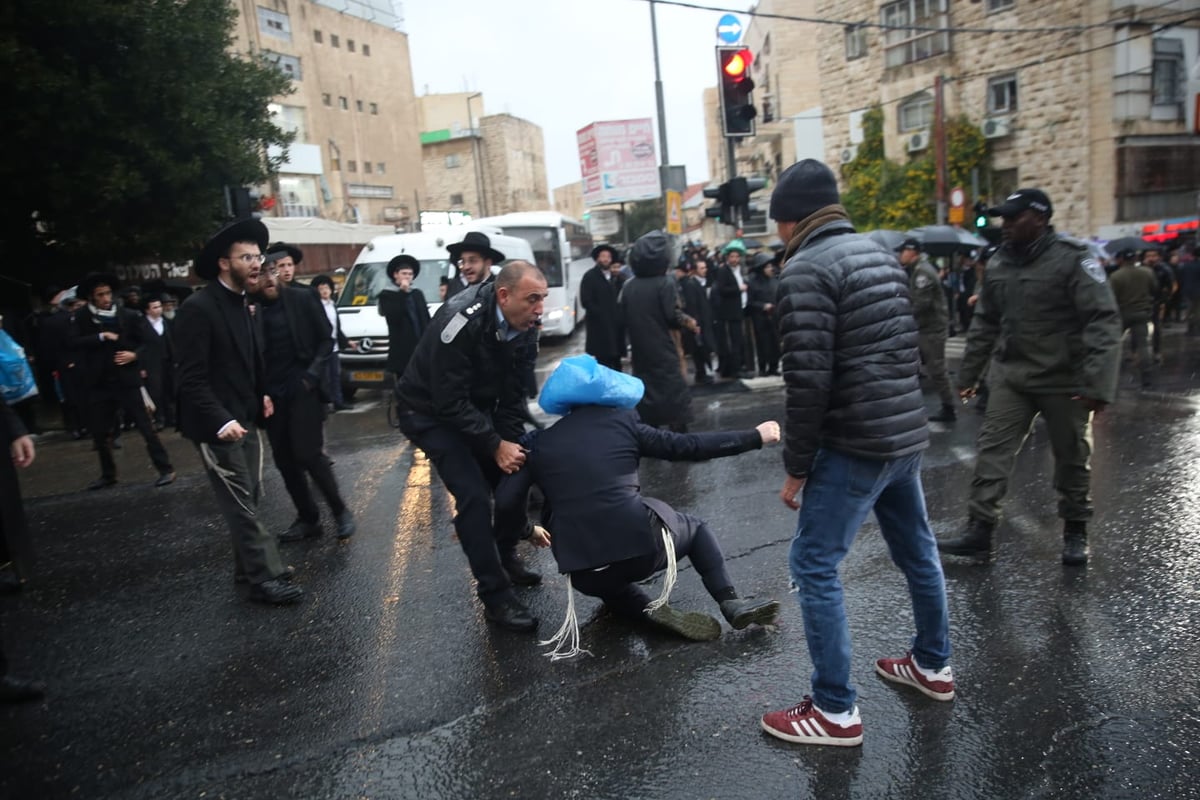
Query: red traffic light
[[723, 48, 752, 79]]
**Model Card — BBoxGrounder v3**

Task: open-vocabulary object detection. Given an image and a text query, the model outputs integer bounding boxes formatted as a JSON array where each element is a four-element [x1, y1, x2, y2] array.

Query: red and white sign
[[577, 118, 661, 206]]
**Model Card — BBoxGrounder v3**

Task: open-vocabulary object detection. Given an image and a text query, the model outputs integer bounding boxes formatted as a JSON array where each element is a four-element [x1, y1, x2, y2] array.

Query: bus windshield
[[337, 259, 451, 307], [500, 226, 563, 287]]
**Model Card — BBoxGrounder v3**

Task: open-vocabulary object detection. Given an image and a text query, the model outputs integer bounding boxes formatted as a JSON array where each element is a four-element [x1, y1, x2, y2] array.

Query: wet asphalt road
[[3, 327, 1200, 799]]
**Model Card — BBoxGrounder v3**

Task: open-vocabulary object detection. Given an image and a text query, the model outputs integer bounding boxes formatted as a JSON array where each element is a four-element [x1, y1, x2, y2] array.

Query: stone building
[[232, 0, 424, 228], [811, 0, 1200, 237], [552, 181, 587, 222], [419, 94, 550, 218]]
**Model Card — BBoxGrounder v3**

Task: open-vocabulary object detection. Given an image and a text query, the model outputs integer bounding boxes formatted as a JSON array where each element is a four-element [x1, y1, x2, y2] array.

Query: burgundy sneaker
[[760, 696, 863, 747], [875, 653, 955, 701]]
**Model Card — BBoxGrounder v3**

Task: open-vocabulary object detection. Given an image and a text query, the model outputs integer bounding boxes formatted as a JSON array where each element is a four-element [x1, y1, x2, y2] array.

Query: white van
[[335, 228, 536, 393]]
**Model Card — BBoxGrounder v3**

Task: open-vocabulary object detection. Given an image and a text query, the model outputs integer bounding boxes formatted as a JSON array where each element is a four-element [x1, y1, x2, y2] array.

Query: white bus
[[471, 211, 594, 337]]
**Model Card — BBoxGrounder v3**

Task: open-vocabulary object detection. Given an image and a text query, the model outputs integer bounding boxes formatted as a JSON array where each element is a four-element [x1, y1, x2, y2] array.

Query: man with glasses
[[444, 231, 504, 302], [175, 219, 303, 605]]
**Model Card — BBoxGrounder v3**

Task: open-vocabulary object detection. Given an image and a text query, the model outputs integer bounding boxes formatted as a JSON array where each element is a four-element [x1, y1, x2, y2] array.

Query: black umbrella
[[1104, 237, 1156, 257], [742, 237, 765, 250], [906, 225, 987, 257]]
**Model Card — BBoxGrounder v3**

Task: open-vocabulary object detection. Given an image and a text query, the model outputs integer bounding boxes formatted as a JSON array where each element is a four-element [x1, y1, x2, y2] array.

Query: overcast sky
[[403, 0, 753, 192]]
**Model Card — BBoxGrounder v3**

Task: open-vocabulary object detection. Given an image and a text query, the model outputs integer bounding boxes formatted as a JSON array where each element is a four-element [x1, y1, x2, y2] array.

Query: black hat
[[750, 252, 775, 271], [988, 188, 1053, 218], [387, 254, 421, 279], [769, 159, 841, 223], [79, 272, 121, 300], [447, 231, 505, 264], [591, 243, 619, 261], [895, 237, 922, 253], [309, 274, 335, 291], [196, 218, 269, 280], [266, 241, 304, 264], [120, 284, 142, 298]]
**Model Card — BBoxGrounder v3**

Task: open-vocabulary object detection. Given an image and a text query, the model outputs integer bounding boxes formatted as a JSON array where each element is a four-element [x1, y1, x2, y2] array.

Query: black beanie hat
[[769, 159, 840, 223]]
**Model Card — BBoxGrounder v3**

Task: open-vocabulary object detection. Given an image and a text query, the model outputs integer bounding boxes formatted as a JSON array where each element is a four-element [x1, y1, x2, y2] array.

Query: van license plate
[[351, 370, 385, 382]]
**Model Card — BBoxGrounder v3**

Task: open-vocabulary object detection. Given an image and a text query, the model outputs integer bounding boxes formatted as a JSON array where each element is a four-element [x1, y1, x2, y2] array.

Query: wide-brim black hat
[[447, 231, 505, 264], [387, 254, 421, 279], [78, 272, 121, 301], [196, 218, 269, 280], [266, 241, 303, 265], [591, 243, 619, 261]]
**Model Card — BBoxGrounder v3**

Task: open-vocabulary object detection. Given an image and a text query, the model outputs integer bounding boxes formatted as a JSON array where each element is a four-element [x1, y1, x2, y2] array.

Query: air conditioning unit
[[839, 145, 859, 165], [906, 130, 930, 152], [981, 117, 1012, 139]]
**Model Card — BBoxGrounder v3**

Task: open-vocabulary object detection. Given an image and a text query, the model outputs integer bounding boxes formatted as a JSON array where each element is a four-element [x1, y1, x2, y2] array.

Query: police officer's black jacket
[[396, 281, 536, 456], [775, 219, 929, 478]]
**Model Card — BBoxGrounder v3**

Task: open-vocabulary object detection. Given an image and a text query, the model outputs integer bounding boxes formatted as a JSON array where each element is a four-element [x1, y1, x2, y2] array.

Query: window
[[376, 162, 385, 175], [881, 0, 949, 68], [347, 39, 356, 53], [1152, 38, 1185, 107], [445, 154, 461, 168], [362, 44, 371, 56], [313, 30, 323, 43], [364, 161, 373, 174], [369, 102, 378, 115], [450, 193, 465, 205], [347, 160, 357, 173], [330, 34, 340, 48], [322, 92, 331, 107], [844, 24, 867, 61], [898, 92, 933, 132], [268, 103, 308, 142], [986, 0, 1014, 11], [257, 7, 291, 41], [265, 52, 301, 81], [356, 99, 364, 112], [987, 73, 1018, 114], [338, 96, 348, 110]]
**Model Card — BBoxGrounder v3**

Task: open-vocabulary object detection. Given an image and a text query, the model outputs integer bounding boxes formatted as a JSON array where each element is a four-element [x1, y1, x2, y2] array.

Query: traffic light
[[973, 200, 988, 231], [727, 176, 768, 220], [704, 182, 734, 225], [717, 46, 756, 137], [224, 185, 264, 219]]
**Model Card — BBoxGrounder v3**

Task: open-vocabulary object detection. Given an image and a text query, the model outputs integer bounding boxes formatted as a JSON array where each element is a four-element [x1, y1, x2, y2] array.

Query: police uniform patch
[[440, 312, 470, 343], [914, 275, 932, 289], [1080, 258, 1107, 284]]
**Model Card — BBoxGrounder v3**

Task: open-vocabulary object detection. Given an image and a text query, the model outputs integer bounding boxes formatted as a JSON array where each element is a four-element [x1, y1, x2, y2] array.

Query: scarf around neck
[[783, 204, 852, 260]]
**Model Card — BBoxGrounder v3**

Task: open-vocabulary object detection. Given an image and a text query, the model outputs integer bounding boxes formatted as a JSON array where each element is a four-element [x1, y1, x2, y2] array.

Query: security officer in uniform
[[394, 260, 548, 631], [938, 189, 1121, 565], [895, 239, 956, 423], [1107, 247, 1158, 390]]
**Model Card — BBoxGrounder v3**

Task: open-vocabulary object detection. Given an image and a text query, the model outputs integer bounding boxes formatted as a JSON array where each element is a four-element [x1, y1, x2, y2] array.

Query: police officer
[[895, 238, 956, 423], [1108, 248, 1158, 389], [938, 189, 1121, 566], [394, 260, 548, 631]]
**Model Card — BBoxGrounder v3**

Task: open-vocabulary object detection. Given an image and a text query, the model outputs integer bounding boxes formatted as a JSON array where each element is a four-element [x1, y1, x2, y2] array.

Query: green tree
[[0, 0, 292, 289], [841, 107, 989, 232], [614, 198, 666, 245]]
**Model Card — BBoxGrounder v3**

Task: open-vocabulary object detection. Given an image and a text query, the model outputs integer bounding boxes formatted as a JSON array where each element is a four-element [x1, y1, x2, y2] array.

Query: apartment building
[[231, 0, 424, 227]]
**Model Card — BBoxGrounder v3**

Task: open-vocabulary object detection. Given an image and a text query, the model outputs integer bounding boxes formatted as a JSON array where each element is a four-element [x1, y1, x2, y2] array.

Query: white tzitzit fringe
[[642, 525, 677, 612], [538, 574, 593, 662], [199, 429, 266, 516]]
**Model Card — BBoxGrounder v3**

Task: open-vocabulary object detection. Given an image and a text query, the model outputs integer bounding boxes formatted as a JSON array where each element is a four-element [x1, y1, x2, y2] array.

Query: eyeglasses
[[225, 253, 267, 265], [456, 256, 486, 267]]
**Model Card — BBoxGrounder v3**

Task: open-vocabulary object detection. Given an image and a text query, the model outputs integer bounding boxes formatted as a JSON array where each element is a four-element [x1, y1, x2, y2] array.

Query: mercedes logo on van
[[359, 338, 374, 352]]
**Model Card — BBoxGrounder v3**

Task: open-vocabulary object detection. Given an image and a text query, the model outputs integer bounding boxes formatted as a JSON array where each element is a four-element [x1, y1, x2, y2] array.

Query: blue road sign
[[716, 13, 743, 44]]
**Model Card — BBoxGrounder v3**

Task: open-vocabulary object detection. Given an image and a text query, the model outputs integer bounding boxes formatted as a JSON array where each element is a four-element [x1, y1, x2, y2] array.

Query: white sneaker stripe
[[790, 720, 805, 736], [809, 718, 828, 737]]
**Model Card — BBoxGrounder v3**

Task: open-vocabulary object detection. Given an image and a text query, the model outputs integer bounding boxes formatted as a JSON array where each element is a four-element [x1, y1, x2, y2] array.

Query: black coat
[[261, 286, 334, 399], [377, 286, 430, 375], [618, 275, 691, 428], [0, 404, 31, 578], [677, 275, 713, 352], [139, 316, 174, 379], [69, 307, 152, 394], [579, 264, 622, 365], [711, 264, 745, 322], [495, 406, 762, 572], [174, 282, 267, 444]]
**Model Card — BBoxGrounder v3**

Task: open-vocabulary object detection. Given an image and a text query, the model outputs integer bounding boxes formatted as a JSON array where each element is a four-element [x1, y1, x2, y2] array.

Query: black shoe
[[247, 577, 304, 605], [501, 552, 542, 586], [645, 603, 722, 641], [938, 517, 995, 559], [154, 471, 176, 487], [0, 675, 46, 703], [738, 371, 757, 379], [1062, 522, 1089, 566], [334, 508, 356, 539], [694, 375, 714, 386], [279, 518, 322, 542], [929, 404, 957, 423], [87, 476, 117, 491], [483, 596, 537, 631], [235, 565, 295, 585], [333, 403, 351, 411], [720, 598, 780, 630]]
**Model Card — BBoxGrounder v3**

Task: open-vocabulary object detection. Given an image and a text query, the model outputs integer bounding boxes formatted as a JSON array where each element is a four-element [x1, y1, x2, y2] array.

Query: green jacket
[[959, 230, 1121, 404], [1108, 263, 1157, 324], [907, 256, 947, 336]]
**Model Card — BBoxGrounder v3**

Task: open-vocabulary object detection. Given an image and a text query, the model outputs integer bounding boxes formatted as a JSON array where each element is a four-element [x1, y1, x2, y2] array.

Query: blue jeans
[[789, 448, 950, 713]]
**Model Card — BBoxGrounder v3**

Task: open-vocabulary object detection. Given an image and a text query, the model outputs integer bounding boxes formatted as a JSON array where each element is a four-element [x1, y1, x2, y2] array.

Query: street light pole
[[650, 0, 669, 167]]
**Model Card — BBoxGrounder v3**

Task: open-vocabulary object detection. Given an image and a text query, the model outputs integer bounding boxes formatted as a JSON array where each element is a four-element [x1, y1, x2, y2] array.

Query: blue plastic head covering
[[538, 354, 645, 415]]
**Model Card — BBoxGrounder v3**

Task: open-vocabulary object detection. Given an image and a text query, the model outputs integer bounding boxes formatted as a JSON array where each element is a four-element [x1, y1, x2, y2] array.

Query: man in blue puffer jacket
[[759, 159, 954, 749]]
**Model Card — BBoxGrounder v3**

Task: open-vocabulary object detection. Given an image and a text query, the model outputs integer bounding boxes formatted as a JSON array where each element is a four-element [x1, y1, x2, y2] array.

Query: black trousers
[[87, 386, 172, 479], [266, 387, 345, 524], [713, 318, 744, 377], [568, 511, 734, 619], [749, 311, 780, 375], [397, 411, 523, 600], [143, 364, 175, 427]]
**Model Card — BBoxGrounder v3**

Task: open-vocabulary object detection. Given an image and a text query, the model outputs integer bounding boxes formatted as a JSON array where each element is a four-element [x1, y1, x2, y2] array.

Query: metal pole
[[650, 0, 669, 166], [466, 93, 486, 217], [726, 137, 739, 229], [621, 202, 629, 248], [934, 74, 947, 225]]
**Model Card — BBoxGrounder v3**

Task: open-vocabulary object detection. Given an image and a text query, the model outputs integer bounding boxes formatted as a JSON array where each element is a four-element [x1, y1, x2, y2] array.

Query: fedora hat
[[78, 272, 121, 301], [196, 218, 269, 280], [266, 241, 304, 265], [446, 231, 505, 264], [590, 243, 619, 261], [387, 254, 421, 280]]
